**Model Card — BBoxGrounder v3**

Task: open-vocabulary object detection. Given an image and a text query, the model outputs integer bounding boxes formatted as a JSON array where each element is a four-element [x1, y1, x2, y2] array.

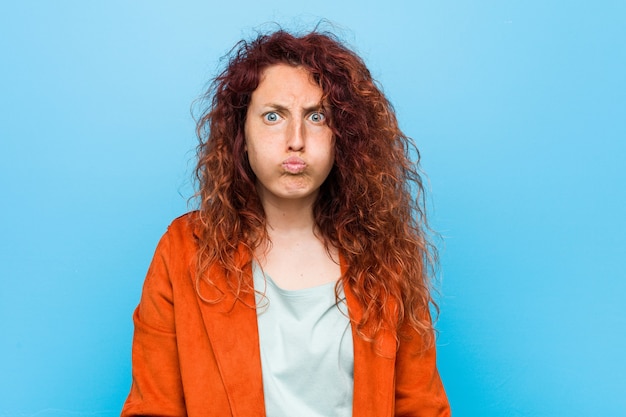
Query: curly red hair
[[194, 29, 438, 346]]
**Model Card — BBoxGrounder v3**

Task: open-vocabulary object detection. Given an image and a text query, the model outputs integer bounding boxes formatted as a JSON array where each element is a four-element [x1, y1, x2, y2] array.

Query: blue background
[[1, 1, 625, 416]]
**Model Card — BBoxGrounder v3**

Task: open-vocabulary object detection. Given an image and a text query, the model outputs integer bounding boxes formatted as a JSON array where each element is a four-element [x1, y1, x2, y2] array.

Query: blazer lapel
[[195, 245, 266, 417], [341, 256, 397, 417]]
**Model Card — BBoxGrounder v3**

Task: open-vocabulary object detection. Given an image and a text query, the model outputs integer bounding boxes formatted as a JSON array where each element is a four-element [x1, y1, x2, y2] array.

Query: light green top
[[253, 263, 354, 417]]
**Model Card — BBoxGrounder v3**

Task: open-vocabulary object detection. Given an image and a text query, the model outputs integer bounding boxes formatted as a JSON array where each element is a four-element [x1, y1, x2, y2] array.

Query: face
[[244, 64, 335, 207]]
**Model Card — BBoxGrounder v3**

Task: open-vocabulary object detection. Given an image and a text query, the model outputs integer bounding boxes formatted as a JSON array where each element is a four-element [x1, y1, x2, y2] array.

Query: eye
[[308, 112, 326, 123], [263, 112, 280, 123]]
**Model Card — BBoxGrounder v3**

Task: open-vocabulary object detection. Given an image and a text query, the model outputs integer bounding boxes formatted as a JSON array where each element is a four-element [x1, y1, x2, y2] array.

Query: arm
[[121, 232, 187, 417], [395, 326, 451, 417]]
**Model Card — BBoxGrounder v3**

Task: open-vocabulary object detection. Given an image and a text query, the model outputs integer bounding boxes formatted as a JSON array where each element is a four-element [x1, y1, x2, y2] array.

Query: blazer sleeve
[[394, 325, 451, 417], [121, 231, 187, 417]]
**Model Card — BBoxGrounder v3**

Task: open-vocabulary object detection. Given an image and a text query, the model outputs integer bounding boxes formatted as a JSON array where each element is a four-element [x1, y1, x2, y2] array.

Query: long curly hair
[[194, 29, 438, 346]]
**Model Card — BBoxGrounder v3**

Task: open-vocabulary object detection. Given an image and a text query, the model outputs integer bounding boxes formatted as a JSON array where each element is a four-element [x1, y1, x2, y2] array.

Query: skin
[[244, 64, 340, 290]]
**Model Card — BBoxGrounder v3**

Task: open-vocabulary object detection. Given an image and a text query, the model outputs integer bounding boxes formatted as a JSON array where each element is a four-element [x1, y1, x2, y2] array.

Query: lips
[[282, 156, 306, 174]]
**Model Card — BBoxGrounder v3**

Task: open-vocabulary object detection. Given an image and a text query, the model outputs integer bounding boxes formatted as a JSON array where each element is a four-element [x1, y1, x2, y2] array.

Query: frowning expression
[[244, 64, 335, 206]]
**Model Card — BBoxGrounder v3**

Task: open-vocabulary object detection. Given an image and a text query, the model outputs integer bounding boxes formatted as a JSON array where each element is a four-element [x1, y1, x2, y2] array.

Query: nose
[[287, 119, 305, 152]]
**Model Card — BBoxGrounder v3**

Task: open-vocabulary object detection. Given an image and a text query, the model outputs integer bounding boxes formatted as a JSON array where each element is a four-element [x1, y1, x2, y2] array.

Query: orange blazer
[[121, 213, 450, 417]]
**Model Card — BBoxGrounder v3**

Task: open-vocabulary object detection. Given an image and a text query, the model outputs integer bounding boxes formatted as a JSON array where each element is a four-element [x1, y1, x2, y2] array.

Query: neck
[[255, 185, 319, 234], [261, 196, 317, 235]]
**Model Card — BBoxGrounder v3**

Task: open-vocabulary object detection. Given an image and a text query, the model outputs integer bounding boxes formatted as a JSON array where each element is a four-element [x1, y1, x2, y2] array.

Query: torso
[[253, 264, 354, 417]]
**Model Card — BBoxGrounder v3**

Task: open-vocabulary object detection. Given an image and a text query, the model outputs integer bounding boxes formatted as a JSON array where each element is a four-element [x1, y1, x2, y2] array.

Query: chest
[[258, 234, 341, 290], [252, 265, 354, 416]]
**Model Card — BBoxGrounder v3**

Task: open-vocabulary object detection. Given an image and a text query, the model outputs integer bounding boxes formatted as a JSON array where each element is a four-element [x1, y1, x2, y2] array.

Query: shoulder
[[166, 211, 200, 238], [146, 211, 200, 271], [157, 211, 200, 249]]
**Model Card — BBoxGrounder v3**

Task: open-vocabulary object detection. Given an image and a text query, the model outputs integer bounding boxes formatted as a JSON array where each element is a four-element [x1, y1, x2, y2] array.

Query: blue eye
[[264, 112, 279, 122], [309, 112, 325, 123]]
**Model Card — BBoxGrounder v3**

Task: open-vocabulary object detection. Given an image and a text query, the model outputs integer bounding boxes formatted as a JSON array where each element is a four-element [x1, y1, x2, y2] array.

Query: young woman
[[121, 29, 450, 417]]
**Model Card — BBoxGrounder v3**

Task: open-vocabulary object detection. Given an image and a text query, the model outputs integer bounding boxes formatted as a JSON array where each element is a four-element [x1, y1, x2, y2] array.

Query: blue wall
[[1, 1, 624, 416]]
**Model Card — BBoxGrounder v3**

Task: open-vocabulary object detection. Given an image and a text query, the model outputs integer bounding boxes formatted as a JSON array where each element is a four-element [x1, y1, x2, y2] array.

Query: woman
[[121, 29, 450, 417]]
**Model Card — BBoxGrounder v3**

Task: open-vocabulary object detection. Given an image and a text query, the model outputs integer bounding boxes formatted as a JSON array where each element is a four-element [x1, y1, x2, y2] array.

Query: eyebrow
[[262, 103, 325, 114]]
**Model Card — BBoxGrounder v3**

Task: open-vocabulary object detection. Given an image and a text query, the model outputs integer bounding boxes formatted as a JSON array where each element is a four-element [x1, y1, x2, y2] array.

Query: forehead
[[251, 64, 323, 105]]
